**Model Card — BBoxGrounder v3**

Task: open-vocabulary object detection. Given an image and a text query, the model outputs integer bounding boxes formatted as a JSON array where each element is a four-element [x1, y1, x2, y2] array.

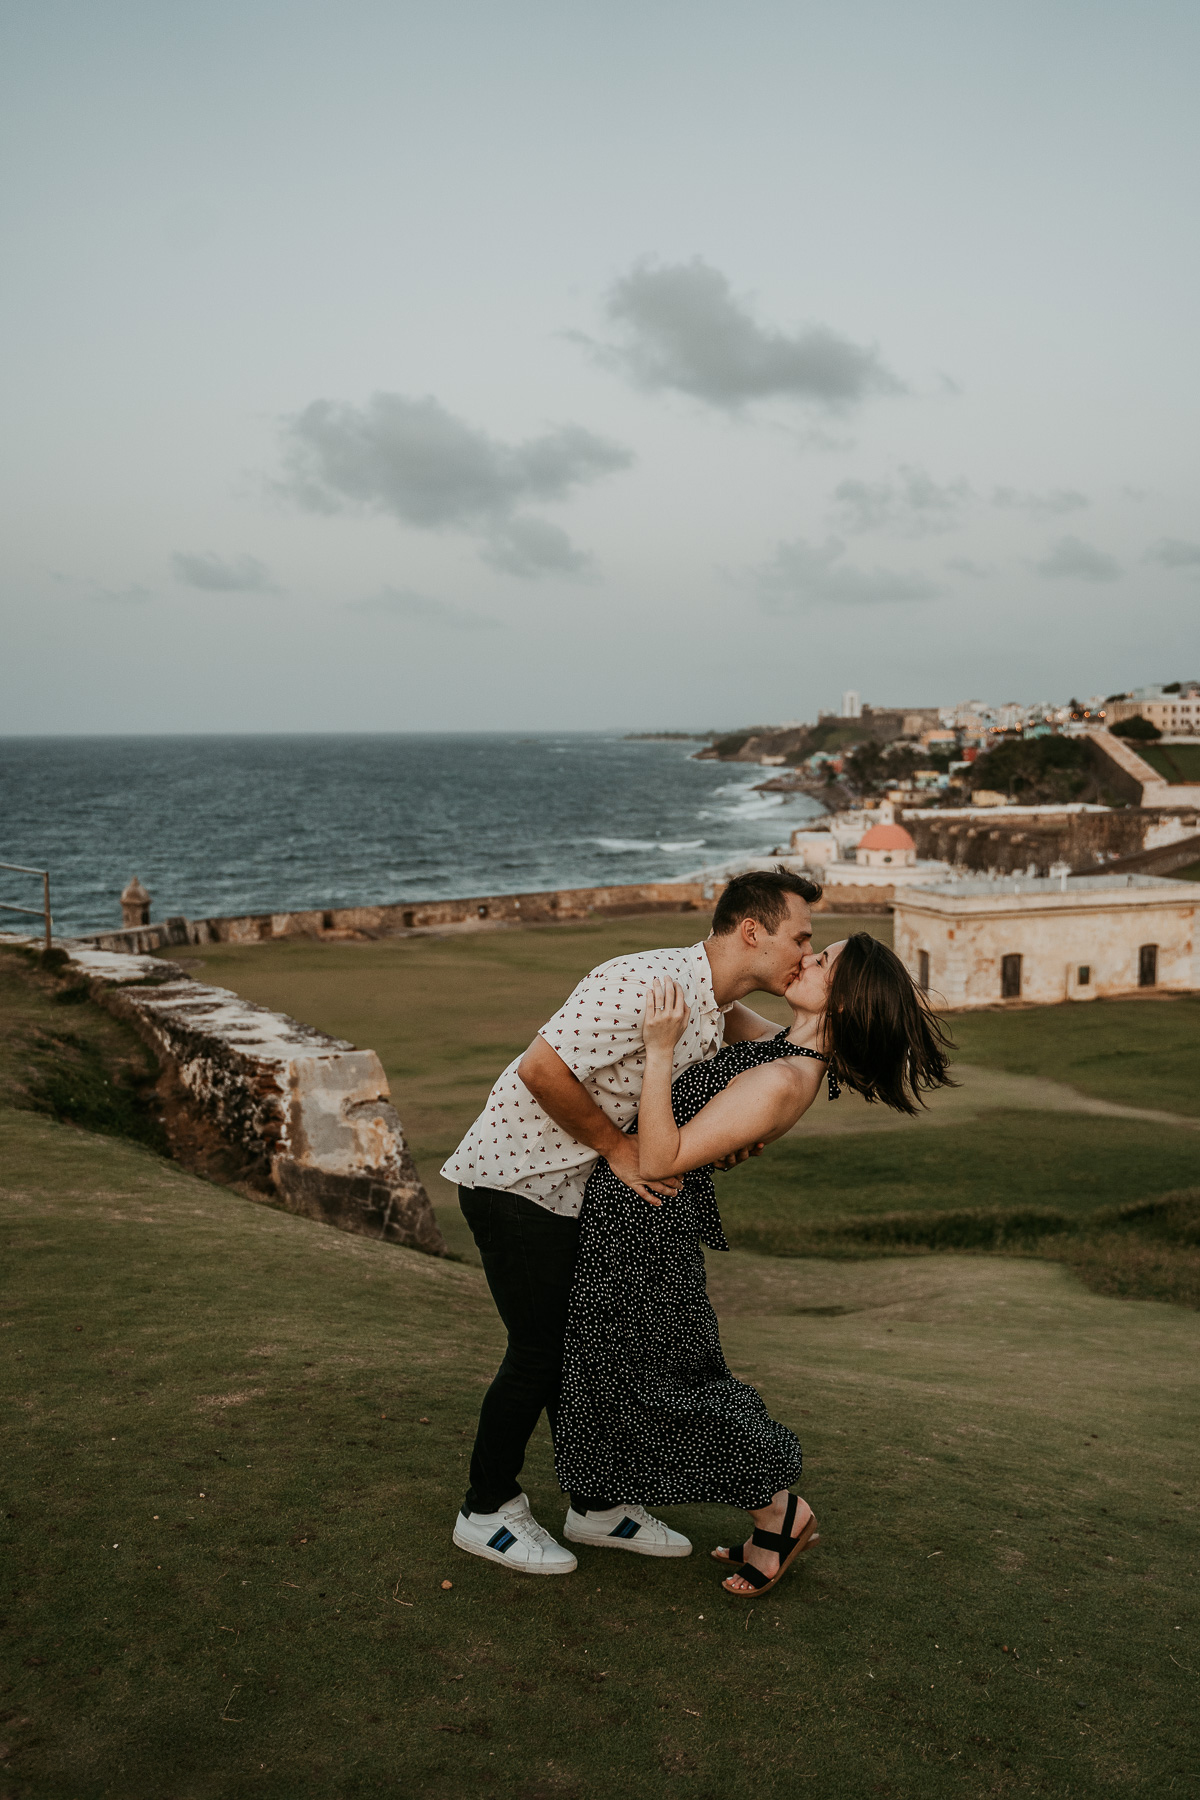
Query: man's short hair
[[711, 866, 823, 937]]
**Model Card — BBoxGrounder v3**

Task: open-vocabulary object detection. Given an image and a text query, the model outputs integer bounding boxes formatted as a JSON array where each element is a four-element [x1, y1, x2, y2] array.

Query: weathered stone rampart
[[903, 805, 1200, 879], [46, 943, 445, 1258], [80, 879, 720, 955], [77, 869, 911, 956]]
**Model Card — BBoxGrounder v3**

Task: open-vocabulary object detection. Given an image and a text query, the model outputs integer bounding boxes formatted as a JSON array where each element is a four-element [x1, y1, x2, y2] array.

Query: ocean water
[[0, 735, 825, 938]]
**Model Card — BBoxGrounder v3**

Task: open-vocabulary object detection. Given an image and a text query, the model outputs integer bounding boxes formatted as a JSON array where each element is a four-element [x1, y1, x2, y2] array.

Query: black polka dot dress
[[555, 1032, 830, 1511]]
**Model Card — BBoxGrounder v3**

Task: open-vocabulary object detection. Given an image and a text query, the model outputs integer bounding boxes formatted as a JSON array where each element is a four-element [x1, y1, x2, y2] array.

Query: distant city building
[[841, 690, 862, 719], [894, 873, 1199, 1007], [856, 823, 917, 868], [774, 805, 952, 899], [1107, 685, 1200, 735], [816, 703, 939, 740]]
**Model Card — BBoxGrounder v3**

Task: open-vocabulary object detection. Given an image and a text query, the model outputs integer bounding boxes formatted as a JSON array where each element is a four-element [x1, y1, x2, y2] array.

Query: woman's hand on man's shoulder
[[643, 978, 690, 1052]]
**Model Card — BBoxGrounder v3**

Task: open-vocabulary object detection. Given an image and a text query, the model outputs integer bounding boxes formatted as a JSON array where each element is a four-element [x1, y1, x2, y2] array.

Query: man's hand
[[714, 1142, 766, 1172], [605, 1135, 683, 1208], [518, 1037, 682, 1208]]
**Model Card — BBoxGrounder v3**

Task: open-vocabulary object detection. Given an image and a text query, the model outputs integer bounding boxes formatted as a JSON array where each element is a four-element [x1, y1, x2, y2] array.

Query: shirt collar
[[689, 941, 732, 1015]]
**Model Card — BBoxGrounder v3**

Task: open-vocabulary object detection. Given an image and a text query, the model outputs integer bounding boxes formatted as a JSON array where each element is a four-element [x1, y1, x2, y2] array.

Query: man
[[442, 867, 821, 1574]]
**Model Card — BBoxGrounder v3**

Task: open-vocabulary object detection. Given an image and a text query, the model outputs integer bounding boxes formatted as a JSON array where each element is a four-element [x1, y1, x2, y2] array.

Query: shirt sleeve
[[538, 964, 650, 1081]]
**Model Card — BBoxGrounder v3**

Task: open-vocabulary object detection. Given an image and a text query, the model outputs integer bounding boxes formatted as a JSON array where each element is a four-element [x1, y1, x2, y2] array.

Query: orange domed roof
[[858, 823, 915, 851]]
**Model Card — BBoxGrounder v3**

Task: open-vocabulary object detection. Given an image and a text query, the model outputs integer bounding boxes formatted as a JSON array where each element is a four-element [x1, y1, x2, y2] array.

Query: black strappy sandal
[[719, 1495, 819, 1597]]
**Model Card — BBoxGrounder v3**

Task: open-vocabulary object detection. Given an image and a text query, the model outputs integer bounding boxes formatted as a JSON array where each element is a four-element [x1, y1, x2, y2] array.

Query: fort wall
[[78, 870, 906, 956], [41, 942, 445, 1257], [902, 803, 1200, 878], [78, 878, 725, 954]]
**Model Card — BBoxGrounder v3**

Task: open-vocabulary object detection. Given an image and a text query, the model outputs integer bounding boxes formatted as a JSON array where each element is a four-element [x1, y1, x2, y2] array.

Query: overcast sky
[[2, 0, 1197, 733]]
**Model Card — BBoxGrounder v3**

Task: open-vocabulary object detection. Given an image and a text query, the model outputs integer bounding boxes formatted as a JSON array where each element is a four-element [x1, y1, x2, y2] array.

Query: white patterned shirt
[[441, 940, 732, 1217]]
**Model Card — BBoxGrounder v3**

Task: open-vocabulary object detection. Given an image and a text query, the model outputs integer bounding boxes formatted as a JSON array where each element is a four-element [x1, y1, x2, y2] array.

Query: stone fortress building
[[893, 873, 1199, 1008]]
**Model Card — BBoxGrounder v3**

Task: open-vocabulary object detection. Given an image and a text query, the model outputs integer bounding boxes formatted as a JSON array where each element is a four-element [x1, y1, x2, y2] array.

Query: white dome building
[[856, 823, 917, 869]]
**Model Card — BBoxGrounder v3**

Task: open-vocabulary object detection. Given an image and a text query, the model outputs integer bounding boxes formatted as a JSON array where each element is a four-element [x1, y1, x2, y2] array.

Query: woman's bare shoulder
[[724, 1057, 812, 1099]]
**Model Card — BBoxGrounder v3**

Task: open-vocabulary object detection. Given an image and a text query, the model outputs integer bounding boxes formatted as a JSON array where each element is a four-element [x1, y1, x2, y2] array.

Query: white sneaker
[[563, 1502, 692, 1558], [452, 1492, 578, 1576]]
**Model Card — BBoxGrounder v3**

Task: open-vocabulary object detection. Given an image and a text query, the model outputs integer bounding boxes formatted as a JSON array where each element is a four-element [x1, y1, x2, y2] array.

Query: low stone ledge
[[42, 942, 446, 1258], [77, 878, 721, 954]]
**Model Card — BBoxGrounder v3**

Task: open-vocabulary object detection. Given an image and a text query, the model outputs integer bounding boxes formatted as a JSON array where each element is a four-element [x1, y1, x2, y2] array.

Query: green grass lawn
[[717, 1110, 1200, 1243], [1136, 741, 1200, 784], [949, 997, 1200, 1119], [0, 945, 167, 1146], [3, 1104, 1198, 1800]]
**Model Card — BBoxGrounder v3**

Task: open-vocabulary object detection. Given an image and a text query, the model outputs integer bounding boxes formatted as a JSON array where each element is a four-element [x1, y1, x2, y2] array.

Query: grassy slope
[[3, 1105, 1198, 1800], [1136, 742, 1200, 783], [0, 948, 165, 1146], [949, 998, 1200, 1119], [717, 1111, 1200, 1241]]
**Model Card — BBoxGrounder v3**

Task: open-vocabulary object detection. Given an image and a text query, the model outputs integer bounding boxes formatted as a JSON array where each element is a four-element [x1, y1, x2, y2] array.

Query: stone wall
[[1085, 729, 1200, 808], [810, 883, 894, 915], [55, 944, 445, 1257], [80, 878, 720, 956], [902, 805, 1200, 878]]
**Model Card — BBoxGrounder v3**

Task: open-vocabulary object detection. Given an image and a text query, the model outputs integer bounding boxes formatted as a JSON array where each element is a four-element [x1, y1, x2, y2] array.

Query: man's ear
[[740, 916, 759, 949]]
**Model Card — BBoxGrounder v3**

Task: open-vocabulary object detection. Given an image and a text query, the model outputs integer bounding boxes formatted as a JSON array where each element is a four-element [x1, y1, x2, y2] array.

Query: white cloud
[[993, 486, 1089, 517], [752, 537, 940, 609], [91, 583, 154, 606], [345, 587, 503, 631], [479, 517, 592, 579], [172, 551, 279, 592], [586, 257, 902, 410], [1034, 536, 1121, 581], [946, 556, 990, 577], [830, 466, 971, 535], [276, 391, 631, 578], [1145, 537, 1200, 570]]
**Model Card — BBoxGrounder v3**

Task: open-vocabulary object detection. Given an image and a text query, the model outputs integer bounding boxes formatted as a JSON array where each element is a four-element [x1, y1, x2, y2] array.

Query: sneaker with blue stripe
[[452, 1492, 578, 1575], [563, 1503, 692, 1557]]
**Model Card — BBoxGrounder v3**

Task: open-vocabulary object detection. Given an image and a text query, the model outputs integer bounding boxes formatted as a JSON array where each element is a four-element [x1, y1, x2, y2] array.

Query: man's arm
[[722, 1000, 783, 1043], [516, 1037, 682, 1207], [707, 1001, 778, 1167]]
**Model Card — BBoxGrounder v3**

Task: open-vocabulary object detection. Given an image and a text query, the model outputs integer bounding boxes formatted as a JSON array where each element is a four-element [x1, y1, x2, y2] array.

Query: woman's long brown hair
[[824, 932, 955, 1115]]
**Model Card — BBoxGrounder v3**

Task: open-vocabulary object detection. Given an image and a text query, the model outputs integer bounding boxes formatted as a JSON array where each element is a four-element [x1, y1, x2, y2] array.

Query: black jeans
[[460, 1185, 612, 1517]]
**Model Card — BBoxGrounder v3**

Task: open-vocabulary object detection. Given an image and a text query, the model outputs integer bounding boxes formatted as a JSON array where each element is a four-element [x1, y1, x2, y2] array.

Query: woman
[[554, 932, 953, 1598]]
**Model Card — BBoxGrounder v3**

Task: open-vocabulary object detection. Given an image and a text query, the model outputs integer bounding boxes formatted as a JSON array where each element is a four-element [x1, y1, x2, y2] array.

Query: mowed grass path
[[3, 1106, 1198, 1800]]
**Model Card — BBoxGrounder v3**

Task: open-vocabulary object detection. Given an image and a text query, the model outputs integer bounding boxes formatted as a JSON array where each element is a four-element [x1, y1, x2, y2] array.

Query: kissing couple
[[443, 868, 951, 1598]]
